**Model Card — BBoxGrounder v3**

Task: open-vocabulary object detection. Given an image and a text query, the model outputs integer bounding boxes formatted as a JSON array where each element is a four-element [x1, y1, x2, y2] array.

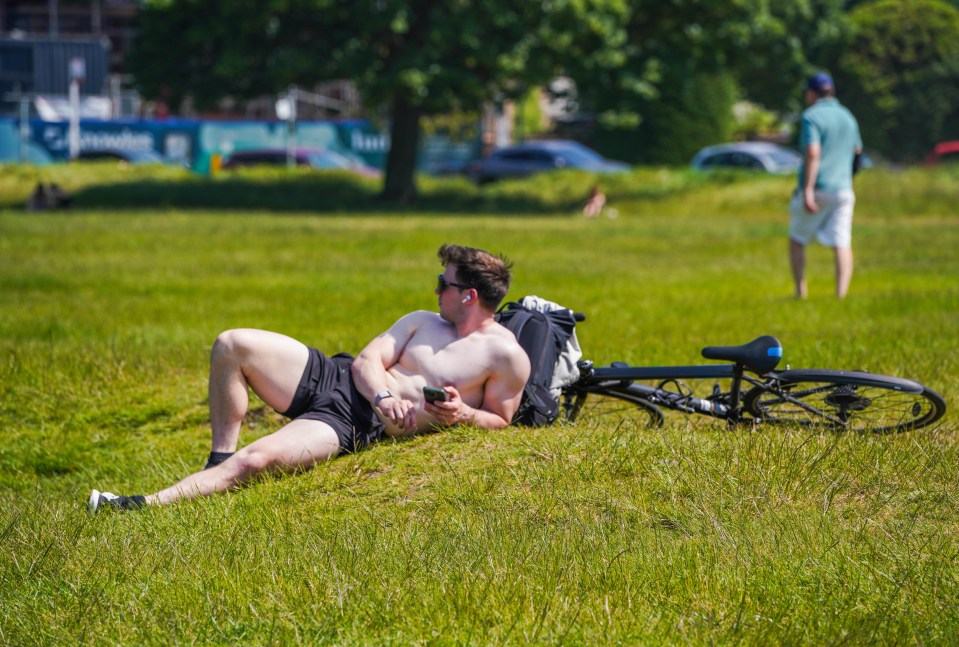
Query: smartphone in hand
[[423, 386, 448, 403]]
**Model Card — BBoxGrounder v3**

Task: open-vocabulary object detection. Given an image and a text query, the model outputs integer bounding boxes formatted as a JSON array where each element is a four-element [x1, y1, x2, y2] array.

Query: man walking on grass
[[789, 71, 863, 299], [89, 244, 531, 512]]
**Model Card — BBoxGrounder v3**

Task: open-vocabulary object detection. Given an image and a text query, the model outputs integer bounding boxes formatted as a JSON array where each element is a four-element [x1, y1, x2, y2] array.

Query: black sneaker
[[87, 489, 147, 513]]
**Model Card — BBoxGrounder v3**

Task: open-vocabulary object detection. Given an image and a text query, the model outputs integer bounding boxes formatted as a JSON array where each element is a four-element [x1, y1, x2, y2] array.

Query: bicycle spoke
[[772, 386, 846, 425], [747, 378, 943, 433], [568, 387, 664, 428]]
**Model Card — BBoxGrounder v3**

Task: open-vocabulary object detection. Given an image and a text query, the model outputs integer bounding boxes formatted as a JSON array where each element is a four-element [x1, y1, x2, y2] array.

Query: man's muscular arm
[[427, 342, 530, 429], [477, 347, 530, 428], [352, 311, 427, 430]]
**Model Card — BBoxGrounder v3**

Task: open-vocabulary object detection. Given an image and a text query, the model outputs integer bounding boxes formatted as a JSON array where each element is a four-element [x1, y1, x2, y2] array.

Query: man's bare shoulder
[[486, 320, 531, 387], [400, 309, 441, 323], [487, 318, 521, 344], [387, 310, 443, 332], [487, 319, 531, 362]]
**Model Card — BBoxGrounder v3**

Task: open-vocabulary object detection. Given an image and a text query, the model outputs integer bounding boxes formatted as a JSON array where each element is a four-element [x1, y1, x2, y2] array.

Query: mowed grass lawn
[[0, 167, 957, 644]]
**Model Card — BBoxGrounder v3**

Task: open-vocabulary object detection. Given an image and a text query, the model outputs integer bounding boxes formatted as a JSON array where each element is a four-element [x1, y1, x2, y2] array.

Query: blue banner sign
[[19, 118, 389, 173]]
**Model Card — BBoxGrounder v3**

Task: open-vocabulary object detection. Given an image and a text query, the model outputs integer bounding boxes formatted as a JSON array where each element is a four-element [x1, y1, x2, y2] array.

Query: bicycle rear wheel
[[744, 370, 946, 433], [566, 385, 665, 428]]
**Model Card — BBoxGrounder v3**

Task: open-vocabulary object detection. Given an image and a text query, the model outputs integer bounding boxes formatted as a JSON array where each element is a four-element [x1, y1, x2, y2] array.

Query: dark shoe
[[204, 451, 235, 470], [88, 489, 146, 513]]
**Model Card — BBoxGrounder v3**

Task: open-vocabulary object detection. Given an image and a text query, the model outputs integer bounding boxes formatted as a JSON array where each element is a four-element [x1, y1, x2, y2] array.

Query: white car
[[691, 142, 801, 174]]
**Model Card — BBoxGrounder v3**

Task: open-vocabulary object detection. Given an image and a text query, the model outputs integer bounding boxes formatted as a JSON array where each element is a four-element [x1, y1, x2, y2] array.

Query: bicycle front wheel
[[744, 370, 946, 433], [567, 385, 665, 429]]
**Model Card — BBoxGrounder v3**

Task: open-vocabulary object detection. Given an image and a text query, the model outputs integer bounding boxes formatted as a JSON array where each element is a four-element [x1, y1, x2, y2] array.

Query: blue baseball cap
[[806, 72, 834, 94]]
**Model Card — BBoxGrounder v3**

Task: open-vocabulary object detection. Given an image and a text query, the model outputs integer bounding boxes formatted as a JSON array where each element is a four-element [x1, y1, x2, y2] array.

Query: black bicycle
[[561, 334, 946, 433]]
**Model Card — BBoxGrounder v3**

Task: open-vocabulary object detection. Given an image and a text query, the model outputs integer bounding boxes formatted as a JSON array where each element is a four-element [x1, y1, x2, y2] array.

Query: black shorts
[[281, 348, 386, 453]]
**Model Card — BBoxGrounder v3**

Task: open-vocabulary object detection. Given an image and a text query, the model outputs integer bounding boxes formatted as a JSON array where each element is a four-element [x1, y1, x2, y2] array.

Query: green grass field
[[1, 166, 957, 644]]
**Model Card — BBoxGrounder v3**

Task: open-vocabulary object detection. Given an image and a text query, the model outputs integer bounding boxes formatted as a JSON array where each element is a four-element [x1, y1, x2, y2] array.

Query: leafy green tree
[[129, 0, 859, 176], [836, 0, 959, 160], [130, 0, 629, 201], [568, 0, 849, 164], [593, 67, 739, 166], [129, 1, 306, 110], [731, 0, 852, 113], [514, 88, 549, 142]]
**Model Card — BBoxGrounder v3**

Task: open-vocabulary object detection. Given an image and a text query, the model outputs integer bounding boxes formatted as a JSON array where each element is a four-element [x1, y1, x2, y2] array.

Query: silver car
[[691, 142, 801, 174]]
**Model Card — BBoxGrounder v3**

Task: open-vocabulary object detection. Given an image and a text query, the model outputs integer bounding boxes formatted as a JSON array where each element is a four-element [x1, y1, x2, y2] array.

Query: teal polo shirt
[[797, 98, 862, 192]]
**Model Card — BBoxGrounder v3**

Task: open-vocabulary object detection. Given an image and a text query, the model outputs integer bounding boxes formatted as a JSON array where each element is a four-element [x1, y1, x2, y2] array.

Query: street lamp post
[[275, 86, 298, 169], [68, 57, 85, 160]]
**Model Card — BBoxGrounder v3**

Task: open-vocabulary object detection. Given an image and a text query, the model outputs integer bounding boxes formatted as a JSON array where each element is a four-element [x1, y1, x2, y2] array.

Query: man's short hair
[[438, 244, 512, 310], [806, 72, 834, 97]]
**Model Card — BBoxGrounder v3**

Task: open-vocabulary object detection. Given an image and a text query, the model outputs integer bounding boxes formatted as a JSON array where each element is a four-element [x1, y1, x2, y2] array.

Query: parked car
[[691, 142, 802, 174], [76, 148, 177, 165], [924, 141, 959, 166], [467, 139, 629, 184], [222, 148, 380, 178]]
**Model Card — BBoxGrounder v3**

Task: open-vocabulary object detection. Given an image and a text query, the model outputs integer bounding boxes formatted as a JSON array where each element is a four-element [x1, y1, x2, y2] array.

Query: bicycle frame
[[571, 361, 764, 424], [559, 331, 943, 432], [568, 362, 929, 426]]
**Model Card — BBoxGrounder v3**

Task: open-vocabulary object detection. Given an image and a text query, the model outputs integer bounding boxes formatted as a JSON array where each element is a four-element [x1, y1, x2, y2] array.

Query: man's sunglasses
[[437, 274, 471, 291]]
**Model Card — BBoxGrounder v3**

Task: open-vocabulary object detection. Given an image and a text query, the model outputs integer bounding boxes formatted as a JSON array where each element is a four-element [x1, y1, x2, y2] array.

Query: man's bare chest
[[398, 331, 494, 385]]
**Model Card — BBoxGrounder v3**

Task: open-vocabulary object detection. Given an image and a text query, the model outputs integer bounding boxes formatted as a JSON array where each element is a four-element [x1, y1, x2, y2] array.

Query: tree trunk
[[380, 92, 422, 203]]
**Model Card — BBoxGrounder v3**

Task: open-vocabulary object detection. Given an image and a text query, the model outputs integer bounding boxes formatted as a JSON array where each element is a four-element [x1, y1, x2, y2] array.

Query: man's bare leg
[[146, 418, 341, 506], [834, 246, 853, 299], [789, 238, 808, 299], [207, 328, 311, 455], [89, 328, 316, 512]]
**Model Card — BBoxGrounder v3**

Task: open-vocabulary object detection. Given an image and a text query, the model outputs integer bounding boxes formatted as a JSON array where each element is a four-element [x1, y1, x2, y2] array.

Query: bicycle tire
[[567, 385, 665, 428], [744, 370, 946, 433]]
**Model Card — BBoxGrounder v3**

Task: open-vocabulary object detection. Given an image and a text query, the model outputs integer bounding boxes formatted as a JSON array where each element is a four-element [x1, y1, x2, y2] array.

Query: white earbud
[[462, 296, 470, 303]]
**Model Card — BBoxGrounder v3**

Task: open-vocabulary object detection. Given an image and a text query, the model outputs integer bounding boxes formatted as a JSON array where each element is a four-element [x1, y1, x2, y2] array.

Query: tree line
[[130, 0, 959, 201]]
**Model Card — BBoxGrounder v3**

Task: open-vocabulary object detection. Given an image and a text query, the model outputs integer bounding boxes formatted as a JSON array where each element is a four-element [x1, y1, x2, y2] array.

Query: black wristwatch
[[374, 390, 393, 407]]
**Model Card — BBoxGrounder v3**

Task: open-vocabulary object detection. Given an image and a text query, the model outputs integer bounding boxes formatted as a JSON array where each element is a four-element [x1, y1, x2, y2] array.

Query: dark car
[[467, 140, 629, 184], [924, 141, 959, 166], [691, 142, 802, 174], [222, 148, 380, 178]]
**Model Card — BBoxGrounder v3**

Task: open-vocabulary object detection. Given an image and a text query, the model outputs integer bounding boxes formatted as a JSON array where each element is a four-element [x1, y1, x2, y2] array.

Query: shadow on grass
[[68, 175, 585, 216], [6, 165, 734, 215]]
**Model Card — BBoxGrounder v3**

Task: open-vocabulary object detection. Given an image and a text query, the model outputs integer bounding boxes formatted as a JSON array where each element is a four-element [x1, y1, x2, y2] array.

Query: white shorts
[[789, 189, 855, 248]]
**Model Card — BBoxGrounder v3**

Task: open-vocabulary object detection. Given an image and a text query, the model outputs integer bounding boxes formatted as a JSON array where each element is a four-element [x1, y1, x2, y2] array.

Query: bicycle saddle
[[701, 335, 783, 374]]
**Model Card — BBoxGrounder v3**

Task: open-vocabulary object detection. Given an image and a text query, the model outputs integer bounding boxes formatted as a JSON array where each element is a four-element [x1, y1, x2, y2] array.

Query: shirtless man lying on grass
[[88, 243, 531, 512]]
